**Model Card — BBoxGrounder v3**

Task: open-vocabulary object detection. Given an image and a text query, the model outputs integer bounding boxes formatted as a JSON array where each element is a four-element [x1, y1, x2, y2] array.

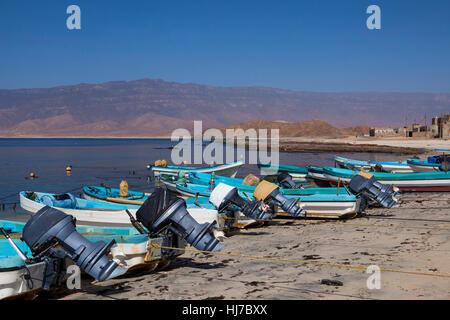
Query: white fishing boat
[[334, 156, 413, 173], [151, 160, 244, 178], [19, 191, 226, 239]]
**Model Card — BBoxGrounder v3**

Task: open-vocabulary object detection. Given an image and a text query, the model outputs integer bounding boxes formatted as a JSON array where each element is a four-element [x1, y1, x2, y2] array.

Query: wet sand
[[54, 192, 450, 300]]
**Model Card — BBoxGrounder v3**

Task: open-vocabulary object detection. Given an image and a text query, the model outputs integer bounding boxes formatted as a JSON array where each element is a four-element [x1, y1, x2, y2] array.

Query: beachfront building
[[369, 126, 408, 137], [437, 114, 450, 138], [369, 114, 450, 139]]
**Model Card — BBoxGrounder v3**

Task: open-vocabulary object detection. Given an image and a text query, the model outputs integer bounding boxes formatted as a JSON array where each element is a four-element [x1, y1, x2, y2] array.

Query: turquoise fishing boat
[[320, 167, 450, 192], [83, 185, 150, 205], [186, 172, 351, 196], [175, 182, 363, 218]]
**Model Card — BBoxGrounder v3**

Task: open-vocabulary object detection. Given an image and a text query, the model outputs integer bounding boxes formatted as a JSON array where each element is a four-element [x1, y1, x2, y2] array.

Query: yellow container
[[120, 180, 129, 197]]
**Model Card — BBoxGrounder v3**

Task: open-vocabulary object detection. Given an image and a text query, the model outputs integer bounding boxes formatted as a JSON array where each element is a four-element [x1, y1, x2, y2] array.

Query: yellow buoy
[[120, 180, 129, 197], [66, 166, 72, 172]]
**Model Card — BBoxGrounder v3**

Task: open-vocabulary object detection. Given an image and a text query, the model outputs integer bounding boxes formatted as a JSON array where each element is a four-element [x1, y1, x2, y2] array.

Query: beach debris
[[320, 279, 343, 286]]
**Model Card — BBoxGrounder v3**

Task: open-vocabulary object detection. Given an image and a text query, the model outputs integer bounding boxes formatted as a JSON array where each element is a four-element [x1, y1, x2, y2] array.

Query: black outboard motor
[[136, 187, 225, 252], [209, 183, 273, 220], [22, 206, 127, 281], [277, 173, 304, 189], [347, 171, 400, 208], [253, 181, 307, 217]]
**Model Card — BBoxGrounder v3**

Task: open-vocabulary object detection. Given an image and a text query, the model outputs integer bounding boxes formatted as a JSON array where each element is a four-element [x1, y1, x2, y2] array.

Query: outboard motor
[[22, 206, 127, 281], [136, 187, 225, 252], [347, 171, 400, 208], [209, 183, 273, 220], [277, 173, 303, 189], [253, 181, 307, 217], [439, 160, 449, 172]]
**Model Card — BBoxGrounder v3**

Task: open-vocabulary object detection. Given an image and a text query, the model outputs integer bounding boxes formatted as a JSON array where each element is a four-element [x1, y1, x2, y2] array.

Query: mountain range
[[0, 78, 448, 137]]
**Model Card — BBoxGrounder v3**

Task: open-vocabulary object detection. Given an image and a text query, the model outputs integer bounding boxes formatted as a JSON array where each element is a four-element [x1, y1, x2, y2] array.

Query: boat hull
[[0, 261, 47, 300]]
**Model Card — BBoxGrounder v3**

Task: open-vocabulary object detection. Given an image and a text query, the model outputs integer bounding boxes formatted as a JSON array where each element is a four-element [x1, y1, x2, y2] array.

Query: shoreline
[[223, 137, 448, 154], [0, 136, 447, 154]]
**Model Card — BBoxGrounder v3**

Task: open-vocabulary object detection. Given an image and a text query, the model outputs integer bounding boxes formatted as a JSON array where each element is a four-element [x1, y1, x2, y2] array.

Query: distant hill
[[226, 120, 369, 138], [0, 78, 448, 137]]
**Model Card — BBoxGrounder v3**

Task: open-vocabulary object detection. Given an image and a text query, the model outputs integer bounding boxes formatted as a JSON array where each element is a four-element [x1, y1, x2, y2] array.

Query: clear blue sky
[[0, 0, 449, 92]]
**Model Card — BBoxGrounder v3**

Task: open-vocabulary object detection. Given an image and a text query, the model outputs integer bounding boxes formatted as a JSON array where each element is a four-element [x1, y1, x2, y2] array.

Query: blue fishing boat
[[407, 150, 450, 172]]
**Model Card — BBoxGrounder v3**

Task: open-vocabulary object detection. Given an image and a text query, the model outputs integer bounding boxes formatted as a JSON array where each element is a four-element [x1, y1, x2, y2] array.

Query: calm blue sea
[[0, 138, 405, 220]]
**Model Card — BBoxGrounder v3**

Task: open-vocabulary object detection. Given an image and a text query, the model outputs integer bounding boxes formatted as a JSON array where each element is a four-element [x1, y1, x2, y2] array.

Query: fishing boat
[[151, 160, 244, 178], [320, 167, 450, 192], [83, 186, 151, 205], [0, 230, 47, 300], [176, 182, 363, 218], [19, 191, 226, 238], [334, 156, 412, 173], [0, 219, 184, 300], [257, 163, 308, 180], [186, 172, 352, 196]]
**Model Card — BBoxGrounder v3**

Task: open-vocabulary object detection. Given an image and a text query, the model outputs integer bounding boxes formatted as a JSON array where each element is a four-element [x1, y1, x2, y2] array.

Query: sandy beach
[[49, 191, 450, 300], [282, 137, 450, 153]]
